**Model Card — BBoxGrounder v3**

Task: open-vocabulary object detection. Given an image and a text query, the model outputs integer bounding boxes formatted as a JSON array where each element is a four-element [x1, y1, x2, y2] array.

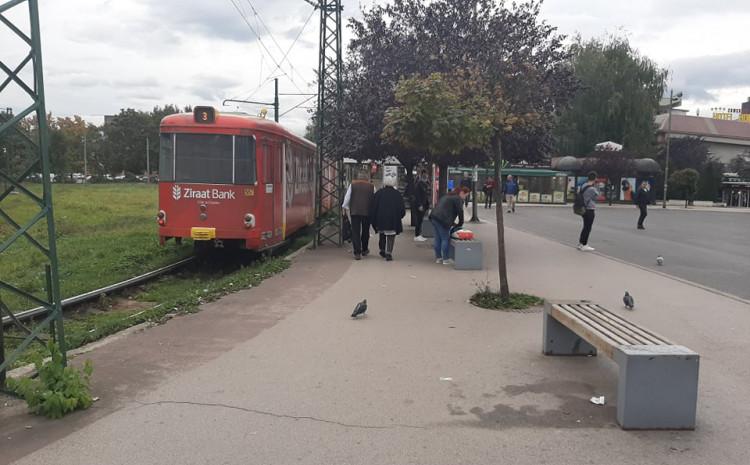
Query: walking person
[[370, 175, 406, 261], [429, 187, 469, 265], [577, 171, 599, 252], [503, 175, 518, 213], [413, 170, 430, 242], [483, 176, 496, 209], [636, 180, 650, 230], [342, 171, 375, 260]]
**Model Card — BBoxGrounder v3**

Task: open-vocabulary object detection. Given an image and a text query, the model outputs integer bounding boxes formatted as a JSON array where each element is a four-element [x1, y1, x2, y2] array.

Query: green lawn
[[1, 183, 191, 312], [1, 184, 311, 370]]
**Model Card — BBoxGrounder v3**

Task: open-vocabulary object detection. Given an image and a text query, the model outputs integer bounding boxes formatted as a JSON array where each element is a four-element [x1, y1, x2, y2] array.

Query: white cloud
[[2, 0, 749, 135]]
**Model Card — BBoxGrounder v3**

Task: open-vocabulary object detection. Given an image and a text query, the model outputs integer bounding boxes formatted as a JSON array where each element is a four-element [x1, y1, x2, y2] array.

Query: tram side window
[[159, 134, 174, 182], [175, 134, 233, 184], [234, 136, 256, 185]]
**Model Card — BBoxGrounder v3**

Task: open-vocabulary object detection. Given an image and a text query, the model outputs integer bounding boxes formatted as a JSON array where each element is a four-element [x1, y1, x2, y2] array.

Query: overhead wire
[[240, 6, 317, 102], [225, 0, 318, 121], [241, 0, 313, 88], [225, 0, 302, 94], [280, 94, 317, 117]]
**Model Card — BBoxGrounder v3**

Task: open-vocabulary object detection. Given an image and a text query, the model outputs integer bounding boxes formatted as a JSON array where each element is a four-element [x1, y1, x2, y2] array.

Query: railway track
[[1, 256, 196, 328]]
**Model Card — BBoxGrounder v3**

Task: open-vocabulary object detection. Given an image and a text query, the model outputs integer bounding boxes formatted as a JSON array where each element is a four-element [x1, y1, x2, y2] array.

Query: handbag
[[342, 214, 352, 242]]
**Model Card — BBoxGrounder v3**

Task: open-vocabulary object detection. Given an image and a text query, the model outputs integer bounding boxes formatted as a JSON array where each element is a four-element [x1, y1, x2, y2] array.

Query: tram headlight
[[244, 213, 255, 228], [157, 210, 166, 226]]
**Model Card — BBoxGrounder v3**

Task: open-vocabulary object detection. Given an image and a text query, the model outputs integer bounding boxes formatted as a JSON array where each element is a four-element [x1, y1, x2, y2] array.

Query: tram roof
[[160, 111, 315, 150]]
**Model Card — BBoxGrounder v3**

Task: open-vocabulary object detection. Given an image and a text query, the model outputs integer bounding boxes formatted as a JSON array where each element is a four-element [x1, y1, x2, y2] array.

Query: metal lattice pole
[[313, 0, 343, 247], [0, 0, 66, 383]]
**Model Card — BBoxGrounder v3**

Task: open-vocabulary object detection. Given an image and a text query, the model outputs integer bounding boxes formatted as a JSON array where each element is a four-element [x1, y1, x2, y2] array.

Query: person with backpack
[[635, 180, 650, 230], [574, 171, 599, 252]]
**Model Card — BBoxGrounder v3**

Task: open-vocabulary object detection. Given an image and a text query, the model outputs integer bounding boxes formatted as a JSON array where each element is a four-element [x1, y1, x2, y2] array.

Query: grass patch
[[470, 288, 544, 311], [2, 182, 315, 371], [0, 183, 191, 312]]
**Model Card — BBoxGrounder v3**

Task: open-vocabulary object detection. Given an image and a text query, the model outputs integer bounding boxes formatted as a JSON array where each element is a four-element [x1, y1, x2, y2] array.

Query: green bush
[[7, 342, 94, 419]]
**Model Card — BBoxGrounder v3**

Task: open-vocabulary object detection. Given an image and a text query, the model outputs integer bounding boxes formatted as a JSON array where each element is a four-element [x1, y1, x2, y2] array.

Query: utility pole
[[274, 78, 279, 123], [82, 136, 87, 183], [307, 0, 344, 247], [146, 136, 150, 183], [1, 0, 67, 382], [662, 89, 682, 208]]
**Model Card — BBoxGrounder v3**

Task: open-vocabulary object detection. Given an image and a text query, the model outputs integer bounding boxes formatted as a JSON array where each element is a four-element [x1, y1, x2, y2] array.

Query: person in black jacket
[[636, 180, 650, 230], [413, 170, 430, 241], [370, 176, 406, 261], [429, 187, 469, 265]]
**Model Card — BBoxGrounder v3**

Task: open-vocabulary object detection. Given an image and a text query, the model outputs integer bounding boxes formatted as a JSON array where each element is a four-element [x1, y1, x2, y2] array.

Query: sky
[[2, 0, 749, 136]]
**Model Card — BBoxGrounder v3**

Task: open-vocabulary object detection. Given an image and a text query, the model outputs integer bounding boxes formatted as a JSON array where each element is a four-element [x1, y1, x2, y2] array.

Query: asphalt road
[[488, 205, 750, 300]]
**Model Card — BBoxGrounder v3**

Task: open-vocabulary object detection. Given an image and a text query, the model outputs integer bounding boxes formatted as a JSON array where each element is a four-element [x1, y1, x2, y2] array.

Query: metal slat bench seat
[[543, 300, 700, 430]]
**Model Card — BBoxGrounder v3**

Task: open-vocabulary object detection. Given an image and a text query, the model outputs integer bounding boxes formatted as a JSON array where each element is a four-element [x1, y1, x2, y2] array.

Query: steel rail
[[2, 256, 195, 327]]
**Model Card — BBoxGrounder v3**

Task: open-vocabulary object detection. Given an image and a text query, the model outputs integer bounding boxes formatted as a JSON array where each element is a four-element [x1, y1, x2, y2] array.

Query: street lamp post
[[470, 165, 480, 222], [662, 89, 682, 209]]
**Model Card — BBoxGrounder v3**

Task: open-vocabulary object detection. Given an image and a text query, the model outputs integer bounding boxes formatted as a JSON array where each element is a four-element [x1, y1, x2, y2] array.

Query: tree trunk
[[492, 135, 510, 299], [438, 162, 448, 197]]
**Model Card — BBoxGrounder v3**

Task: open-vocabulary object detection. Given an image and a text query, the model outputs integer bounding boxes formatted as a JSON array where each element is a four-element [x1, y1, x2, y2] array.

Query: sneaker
[[435, 258, 443, 264], [577, 244, 583, 250], [354, 254, 361, 261], [442, 258, 454, 266], [637, 225, 645, 230], [580, 245, 595, 252], [362, 249, 370, 256], [379, 250, 386, 258], [385, 254, 393, 261], [414, 235, 427, 242], [507, 209, 511, 213]]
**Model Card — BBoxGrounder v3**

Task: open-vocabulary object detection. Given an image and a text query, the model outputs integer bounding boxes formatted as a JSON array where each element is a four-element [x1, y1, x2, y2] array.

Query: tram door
[[261, 142, 275, 243]]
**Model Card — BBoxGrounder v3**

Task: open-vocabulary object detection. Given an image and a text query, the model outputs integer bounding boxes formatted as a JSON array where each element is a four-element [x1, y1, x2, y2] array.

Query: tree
[[669, 168, 699, 207], [658, 137, 721, 201], [554, 36, 666, 156], [728, 154, 750, 178], [382, 72, 494, 156], [366, 0, 577, 298]]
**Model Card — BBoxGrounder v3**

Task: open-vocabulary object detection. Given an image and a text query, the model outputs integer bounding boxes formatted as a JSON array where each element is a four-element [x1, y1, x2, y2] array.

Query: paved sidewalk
[[5, 212, 750, 465]]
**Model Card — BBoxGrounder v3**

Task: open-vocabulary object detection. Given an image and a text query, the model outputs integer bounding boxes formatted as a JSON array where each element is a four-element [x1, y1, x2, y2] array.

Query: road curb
[[505, 224, 750, 307]]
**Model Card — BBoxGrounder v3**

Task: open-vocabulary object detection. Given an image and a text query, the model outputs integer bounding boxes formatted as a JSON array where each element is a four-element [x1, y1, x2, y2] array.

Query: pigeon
[[623, 292, 635, 310], [656, 255, 664, 266], [351, 299, 367, 318]]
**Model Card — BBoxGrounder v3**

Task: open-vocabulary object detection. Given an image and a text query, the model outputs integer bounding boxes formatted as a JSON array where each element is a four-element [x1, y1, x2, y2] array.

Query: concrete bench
[[449, 239, 482, 270], [543, 300, 699, 430]]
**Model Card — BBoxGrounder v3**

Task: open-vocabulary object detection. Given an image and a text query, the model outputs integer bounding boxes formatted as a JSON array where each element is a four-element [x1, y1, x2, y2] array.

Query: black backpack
[[573, 185, 591, 216]]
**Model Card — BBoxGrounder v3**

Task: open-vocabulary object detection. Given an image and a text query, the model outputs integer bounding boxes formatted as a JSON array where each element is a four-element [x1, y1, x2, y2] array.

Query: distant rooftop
[[655, 112, 750, 142]]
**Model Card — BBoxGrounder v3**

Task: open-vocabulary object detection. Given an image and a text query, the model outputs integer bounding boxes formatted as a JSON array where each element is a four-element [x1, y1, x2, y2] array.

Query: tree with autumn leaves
[[341, 0, 577, 299]]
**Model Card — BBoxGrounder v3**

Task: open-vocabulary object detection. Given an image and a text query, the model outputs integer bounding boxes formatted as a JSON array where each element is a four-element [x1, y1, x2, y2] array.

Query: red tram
[[157, 107, 316, 250]]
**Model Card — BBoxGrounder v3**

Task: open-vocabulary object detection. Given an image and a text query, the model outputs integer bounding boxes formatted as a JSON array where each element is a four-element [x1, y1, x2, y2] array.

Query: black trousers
[[414, 208, 426, 236], [379, 234, 396, 255], [638, 205, 647, 227], [484, 191, 493, 208], [579, 210, 595, 245], [350, 215, 370, 255]]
